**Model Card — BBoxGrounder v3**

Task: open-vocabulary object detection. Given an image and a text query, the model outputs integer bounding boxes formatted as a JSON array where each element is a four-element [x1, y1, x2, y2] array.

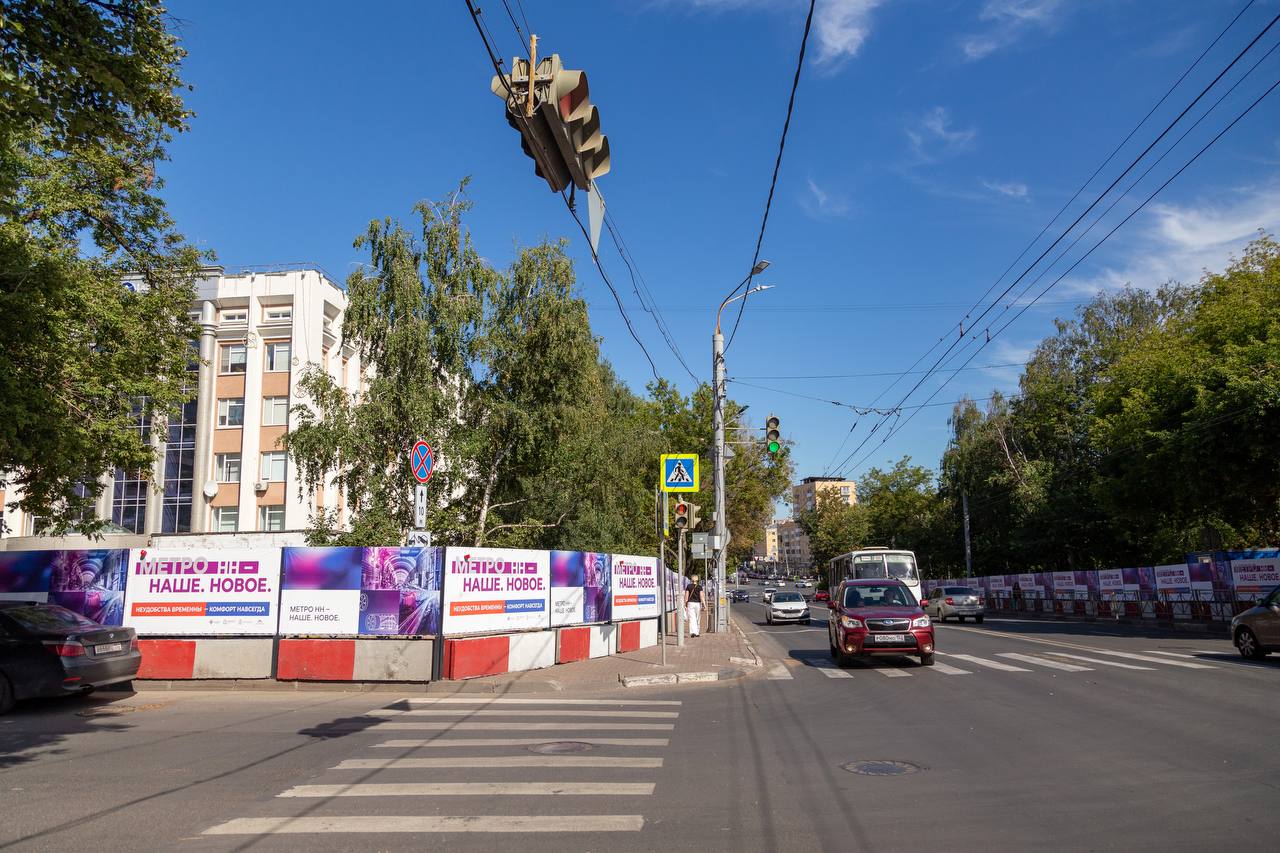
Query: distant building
[[776, 519, 811, 568], [753, 522, 780, 561], [792, 476, 857, 514], [0, 265, 367, 550]]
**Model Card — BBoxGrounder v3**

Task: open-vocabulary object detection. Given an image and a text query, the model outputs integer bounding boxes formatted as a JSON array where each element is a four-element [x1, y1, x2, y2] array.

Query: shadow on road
[[964, 614, 1231, 642], [0, 691, 135, 770]]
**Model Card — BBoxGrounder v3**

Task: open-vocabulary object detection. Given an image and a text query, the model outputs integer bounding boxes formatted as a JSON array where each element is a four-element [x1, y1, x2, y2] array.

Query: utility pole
[[962, 490, 973, 578], [712, 263, 772, 635], [655, 487, 667, 666], [677, 528, 686, 646]]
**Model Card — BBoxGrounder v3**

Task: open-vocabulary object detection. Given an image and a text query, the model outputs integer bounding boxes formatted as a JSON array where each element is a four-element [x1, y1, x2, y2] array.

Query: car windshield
[[773, 592, 804, 602], [843, 585, 914, 608], [944, 586, 977, 595], [1, 604, 100, 632]]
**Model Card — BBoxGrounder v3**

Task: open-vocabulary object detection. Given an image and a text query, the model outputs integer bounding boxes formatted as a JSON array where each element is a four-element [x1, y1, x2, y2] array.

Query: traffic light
[[491, 53, 610, 193], [765, 415, 782, 454], [673, 498, 701, 530]]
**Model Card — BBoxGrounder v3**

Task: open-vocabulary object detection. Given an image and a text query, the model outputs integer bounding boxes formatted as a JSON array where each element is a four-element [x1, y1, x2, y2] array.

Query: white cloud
[[1060, 183, 1280, 296], [960, 0, 1066, 61], [814, 0, 885, 69], [906, 107, 977, 162], [983, 179, 1029, 198], [801, 176, 851, 217]]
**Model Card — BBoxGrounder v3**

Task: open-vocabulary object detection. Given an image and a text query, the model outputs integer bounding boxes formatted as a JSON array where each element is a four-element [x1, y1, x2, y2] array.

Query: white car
[[767, 591, 811, 624], [762, 587, 778, 603]]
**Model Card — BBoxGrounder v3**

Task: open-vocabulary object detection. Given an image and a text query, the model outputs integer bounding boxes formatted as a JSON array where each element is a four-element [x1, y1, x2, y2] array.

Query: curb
[[620, 668, 745, 688]]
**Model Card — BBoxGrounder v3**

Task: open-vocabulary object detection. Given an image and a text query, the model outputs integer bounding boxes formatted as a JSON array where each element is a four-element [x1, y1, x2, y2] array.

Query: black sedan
[[730, 589, 750, 603], [0, 602, 141, 713]]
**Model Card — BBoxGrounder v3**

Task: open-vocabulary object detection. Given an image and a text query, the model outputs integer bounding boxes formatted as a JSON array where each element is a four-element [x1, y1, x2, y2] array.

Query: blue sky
[[161, 0, 1279, 515]]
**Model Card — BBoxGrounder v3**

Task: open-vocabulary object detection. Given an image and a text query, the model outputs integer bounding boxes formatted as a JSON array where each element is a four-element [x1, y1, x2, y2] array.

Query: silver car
[[1231, 584, 1280, 659], [926, 585, 985, 623], [767, 591, 810, 625], [762, 587, 778, 604]]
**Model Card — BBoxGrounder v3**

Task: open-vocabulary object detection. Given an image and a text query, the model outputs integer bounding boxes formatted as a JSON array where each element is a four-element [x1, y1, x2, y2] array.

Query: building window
[[263, 306, 292, 322], [212, 506, 239, 532], [161, 398, 197, 534], [111, 400, 151, 533], [217, 397, 245, 427], [215, 453, 241, 483], [341, 358, 349, 388], [258, 505, 285, 532], [219, 343, 247, 374], [262, 396, 289, 426], [260, 451, 287, 482], [265, 342, 290, 372], [220, 308, 247, 323]]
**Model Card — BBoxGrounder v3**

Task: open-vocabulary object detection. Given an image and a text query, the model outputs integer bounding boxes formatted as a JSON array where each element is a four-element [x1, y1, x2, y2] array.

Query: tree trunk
[[474, 438, 514, 546]]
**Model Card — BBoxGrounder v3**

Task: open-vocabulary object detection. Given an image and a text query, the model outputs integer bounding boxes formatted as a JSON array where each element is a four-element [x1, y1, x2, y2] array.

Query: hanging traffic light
[[491, 52, 610, 193], [766, 415, 782, 454]]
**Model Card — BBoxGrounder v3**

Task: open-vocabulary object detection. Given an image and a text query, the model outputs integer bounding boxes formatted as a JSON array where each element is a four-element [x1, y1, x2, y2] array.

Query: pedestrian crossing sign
[[660, 453, 699, 492]]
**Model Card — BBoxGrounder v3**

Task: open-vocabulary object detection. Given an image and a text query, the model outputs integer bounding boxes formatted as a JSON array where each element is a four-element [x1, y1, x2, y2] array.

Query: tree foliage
[[1, 0, 202, 533]]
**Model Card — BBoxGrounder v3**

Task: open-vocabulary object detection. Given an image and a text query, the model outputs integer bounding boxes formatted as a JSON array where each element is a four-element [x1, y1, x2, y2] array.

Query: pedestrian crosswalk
[[802, 645, 1223, 679], [201, 695, 679, 840]]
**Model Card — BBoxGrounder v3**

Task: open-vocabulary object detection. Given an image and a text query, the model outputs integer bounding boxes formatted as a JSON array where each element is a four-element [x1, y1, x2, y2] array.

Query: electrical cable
[[724, 0, 817, 353]]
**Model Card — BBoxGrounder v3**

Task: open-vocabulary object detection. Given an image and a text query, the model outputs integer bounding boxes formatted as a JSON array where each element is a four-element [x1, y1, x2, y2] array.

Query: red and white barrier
[[556, 624, 616, 663], [275, 638, 433, 681], [615, 619, 659, 653], [137, 638, 273, 680]]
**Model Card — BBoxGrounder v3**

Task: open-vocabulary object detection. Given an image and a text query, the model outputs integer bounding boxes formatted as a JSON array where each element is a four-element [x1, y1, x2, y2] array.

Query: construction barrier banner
[[442, 547, 550, 636], [1227, 552, 1280, 597], [0, 549, 127, 625], [279, 547, 442, 636], [611, 555, 660, 621], [123, 547, 280, 635], [549, 550, 611, 627]]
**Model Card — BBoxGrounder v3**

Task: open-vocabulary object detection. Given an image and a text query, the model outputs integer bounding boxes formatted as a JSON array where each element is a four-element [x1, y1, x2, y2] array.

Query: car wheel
[[920, 652, 935, 666], [975, 615, 984, 624], [829, 632, 838, 659], [802, 617, 811, 625], [1236, 627, 1266, 660], [836, 650, 855, 668], [0, 674, 13, 715]]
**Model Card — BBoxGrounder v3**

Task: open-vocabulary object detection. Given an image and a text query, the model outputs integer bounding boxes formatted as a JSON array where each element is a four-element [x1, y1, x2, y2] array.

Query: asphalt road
[[1, 601, 1276, 852]]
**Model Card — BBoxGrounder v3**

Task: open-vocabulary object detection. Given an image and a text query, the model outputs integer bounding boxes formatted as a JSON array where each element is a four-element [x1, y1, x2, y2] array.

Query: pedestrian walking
[[685, 574, 704, 638]]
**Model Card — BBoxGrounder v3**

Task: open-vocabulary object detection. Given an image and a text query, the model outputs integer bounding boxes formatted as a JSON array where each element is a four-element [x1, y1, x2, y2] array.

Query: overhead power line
[[724, 0, 817, 354]]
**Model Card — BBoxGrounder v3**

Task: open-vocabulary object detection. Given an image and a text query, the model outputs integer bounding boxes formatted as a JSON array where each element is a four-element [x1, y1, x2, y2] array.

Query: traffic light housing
[[492, 53, 610, 193], [765, 415, 781, 454], [673, 498, 701, 530]]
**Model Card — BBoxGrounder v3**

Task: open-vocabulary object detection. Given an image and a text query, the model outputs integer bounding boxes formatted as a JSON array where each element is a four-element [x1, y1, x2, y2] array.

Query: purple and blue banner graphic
[[0, 549, 127, 625], [550, 550, 612, 627], [279, 546, 441, 636]]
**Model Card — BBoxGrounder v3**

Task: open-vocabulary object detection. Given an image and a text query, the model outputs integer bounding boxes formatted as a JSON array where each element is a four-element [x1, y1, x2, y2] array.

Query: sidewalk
[[430, 612, 762, 694]]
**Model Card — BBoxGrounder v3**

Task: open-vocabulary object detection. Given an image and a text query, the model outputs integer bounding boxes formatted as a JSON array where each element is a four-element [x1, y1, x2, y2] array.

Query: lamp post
[[712, 261, 772, 632]]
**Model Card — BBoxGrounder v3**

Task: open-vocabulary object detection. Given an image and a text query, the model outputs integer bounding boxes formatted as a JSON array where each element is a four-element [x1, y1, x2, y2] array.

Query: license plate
[[872, 634, 907, 643], [95, 642, 124, 654]]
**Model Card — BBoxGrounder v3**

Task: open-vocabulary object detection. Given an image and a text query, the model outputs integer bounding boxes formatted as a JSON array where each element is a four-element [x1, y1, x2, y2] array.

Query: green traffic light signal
[[767, 440, 780, 454]]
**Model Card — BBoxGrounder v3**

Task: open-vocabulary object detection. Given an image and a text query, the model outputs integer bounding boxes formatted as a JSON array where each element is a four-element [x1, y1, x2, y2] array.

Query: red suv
[[827, 579, 935, 667]]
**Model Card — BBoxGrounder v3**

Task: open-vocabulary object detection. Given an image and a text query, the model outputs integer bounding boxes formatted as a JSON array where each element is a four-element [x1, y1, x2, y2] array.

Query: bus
[[828, 548, 923, 603]]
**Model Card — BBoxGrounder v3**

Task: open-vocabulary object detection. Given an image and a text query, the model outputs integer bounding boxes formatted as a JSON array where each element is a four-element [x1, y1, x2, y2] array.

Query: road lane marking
[[334, 757, 662, 770], [368, 722, 674, 731], [399, 698, 680, 706], [767, 663, 794, 680], [873, 668, 913, 677], [930, 661, 972, 675], [817, 667, 854, 678], [203, 815, 646, 834], [1043, 653, 1154, 670], [374, 738, 671, 748], [1083, 649, 1215, 669], [1146, 650, 1201, 658], [369, 709, 679, 718], [279, 782, 656, 798], [997, 652, 1092, 672], [938, 653, 1030, 672]]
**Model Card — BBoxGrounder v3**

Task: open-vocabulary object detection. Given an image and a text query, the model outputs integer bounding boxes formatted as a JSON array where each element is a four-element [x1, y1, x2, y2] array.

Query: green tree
[[798, 488, 868, 584], [1, 1, 202, 533], [859, 456, 941, 556]]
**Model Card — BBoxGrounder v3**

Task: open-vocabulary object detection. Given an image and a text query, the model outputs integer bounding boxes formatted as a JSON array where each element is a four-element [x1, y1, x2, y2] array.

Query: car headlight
[[839, 616, 862, 629], [912, 615, 931, 628]]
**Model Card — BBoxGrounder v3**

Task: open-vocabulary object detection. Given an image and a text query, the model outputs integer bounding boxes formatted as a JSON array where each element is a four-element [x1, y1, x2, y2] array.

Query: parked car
[[767, 591, 810, 625], [730, 589, 750, 603], [762, 587, 778, 604], [827, 579, 934, 667], [1231, 583, 1280, 659], [814, 589, 830, 602], [0, 602, 141, 714], [926, 585, 986, 623]]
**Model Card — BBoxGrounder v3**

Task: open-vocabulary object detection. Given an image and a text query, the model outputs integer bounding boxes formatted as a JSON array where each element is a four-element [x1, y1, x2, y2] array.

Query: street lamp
[[710, 263, 773, 632]]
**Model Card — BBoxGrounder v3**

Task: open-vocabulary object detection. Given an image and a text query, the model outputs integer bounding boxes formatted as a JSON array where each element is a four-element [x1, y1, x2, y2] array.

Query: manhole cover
[[528, 741, 595, 755], [77, 705, 136, 717], [842, 760, 923, 776]]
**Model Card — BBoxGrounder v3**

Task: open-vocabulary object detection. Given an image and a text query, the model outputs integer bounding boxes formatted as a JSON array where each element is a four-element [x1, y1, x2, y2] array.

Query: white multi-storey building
[[0, 265, 366, 550]]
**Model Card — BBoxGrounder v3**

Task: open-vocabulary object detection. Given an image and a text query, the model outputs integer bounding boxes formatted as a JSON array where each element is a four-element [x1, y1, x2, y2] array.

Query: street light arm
[[716, 285, 775, 335]]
